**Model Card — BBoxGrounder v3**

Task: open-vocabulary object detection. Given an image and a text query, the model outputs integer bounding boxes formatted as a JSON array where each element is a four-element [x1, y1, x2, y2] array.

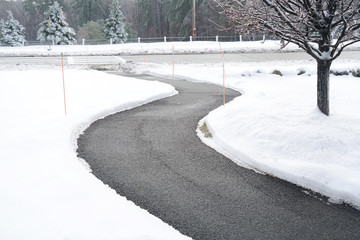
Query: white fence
[[16, 34, 275, 46]]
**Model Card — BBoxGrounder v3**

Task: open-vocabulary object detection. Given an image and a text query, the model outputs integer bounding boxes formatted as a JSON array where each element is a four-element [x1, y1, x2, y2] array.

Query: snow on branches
[[216, 0, 360, 62], [0, 11, 26, 47], [104, 0, 128, 44], [37, 1, 76, 45]]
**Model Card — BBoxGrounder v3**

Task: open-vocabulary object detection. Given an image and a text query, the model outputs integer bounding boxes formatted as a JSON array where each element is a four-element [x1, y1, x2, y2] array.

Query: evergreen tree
[[23, 0, 65, 17], [0, 19, 4, 45], [104, 0, 128, 43], [136, 0, 168, 37], [37, 1, 76, 45], [72, 0, 106, 27], [1, 11, 26, 47], [22, 0, 66, 40], [164, 0, 193, 37]]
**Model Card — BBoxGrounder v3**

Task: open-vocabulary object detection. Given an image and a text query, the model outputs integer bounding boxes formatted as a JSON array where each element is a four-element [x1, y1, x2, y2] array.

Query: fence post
[[239, 35, 242, 42], [82, 39, 85, 45], [110, 38, 113, 44], [138, 37, 141, 43], [190, 36, 192, 42], [164, 36, 167, 42], [61, 52, 67, 116], [22, 40, 25, 46], [262, 34, 266, 42], [216, 35, 218, 42]]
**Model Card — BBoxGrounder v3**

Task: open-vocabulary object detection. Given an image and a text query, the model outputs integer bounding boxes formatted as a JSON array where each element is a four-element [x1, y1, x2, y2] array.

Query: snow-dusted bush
[[37, 1, 76, 45], [77, 21, 105, 41], [351, 69, 360, 78], [0, 11, 26, 47], [104, 0, 128, 44]]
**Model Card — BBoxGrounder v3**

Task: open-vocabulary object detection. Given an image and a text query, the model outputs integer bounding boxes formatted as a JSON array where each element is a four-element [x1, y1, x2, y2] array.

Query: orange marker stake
[[172, 60, 175, 86], [222, 51, 225, 106], [61, 52, 67, 115], [172, 44, 175, 86]]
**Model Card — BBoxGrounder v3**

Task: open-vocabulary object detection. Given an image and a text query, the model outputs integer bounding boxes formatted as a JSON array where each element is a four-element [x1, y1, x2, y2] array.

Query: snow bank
[[0, 40, 302, 57], [2, 40, 360, 57], [143, 59, 360, 209], [0, 68, 190, 240]]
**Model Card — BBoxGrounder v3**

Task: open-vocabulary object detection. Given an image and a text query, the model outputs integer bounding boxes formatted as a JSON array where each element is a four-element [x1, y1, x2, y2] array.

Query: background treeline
[[0, 0, 234, 41]]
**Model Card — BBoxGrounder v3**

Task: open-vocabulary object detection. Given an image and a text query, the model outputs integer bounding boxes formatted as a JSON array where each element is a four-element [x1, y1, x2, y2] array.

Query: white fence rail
[[2, 34, 276, 47]]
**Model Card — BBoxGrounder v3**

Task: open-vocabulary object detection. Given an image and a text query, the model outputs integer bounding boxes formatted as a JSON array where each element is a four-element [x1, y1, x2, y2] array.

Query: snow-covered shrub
[[351, 69, 360, 78], [77, 21, 105, 41], [272, 70, 283, 76], [330, 70, 349, 76]]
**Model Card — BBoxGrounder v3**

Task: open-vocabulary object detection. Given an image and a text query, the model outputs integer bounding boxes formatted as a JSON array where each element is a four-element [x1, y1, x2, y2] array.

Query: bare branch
[[215, 0, 360, 61]]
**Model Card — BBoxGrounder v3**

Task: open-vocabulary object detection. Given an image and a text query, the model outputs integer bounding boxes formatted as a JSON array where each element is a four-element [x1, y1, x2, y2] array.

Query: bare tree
[[216, 0, 360, 116]]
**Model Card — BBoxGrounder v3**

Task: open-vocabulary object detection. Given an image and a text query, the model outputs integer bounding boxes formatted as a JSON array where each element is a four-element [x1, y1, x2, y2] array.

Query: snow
[[0, 66, 190, 240], [37, 2, 76, 45], [1, 40, 359, 58], [1, 41, 360, 239], [0, 40, 319, 57], [105, 0, 128, 43], [139, 59, 360, 209], [0, 11, 26, 47]]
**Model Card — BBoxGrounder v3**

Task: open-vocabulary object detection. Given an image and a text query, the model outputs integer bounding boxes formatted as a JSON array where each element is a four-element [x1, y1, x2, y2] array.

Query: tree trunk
[[317, 60, 332, 116]]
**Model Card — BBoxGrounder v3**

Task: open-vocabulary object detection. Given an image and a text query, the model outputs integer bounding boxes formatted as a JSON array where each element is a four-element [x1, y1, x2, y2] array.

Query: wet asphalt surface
[[77, 73, 360, 240]]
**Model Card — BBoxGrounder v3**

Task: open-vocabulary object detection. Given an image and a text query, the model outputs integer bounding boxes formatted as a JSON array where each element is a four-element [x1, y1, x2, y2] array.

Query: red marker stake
[[61, 53, 67, 115]]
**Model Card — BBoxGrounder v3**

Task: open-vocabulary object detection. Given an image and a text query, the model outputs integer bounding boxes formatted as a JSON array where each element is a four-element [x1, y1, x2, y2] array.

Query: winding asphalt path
[[77, 73, 360, 239]]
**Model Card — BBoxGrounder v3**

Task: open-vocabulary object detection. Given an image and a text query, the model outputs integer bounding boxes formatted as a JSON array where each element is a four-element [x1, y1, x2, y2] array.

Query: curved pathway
[[77, 73, 360, 240]]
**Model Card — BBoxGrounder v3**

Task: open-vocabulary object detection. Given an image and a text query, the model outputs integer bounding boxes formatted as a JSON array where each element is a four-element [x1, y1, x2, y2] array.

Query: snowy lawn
[[0, 40, 341, 57], [140, 59, 360, 209], [1, 42, 360, 239], [0, 67, 191, 240], [0, 40, 300, 57]]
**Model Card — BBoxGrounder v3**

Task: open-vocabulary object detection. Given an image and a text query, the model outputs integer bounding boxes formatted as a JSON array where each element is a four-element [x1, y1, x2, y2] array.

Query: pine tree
[[0, 19, 4, 46], [136, 0, 168, 37], [72, 0, 106, 27], [37, 1, 76, 45], [1, 11, 26, 47], [23, 0, 65, 17], [105, 0, 128, 44], [164, 0, 193, 37]]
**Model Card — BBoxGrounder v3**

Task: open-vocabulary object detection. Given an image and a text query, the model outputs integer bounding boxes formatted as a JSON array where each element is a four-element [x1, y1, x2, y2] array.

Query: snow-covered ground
[[1, 41, 360, 239], [138, 58, 360, 209], [1, 40, 360, 57], [1, 40, 359, 57], [0, 66, 191, 240], [0, 40, 299, 57]]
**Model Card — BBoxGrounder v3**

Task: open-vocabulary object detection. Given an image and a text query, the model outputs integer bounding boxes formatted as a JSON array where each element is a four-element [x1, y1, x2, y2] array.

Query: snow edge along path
[[195, 81, 360, 210], [199, 109, 360, 210], [69, 73, 193, 240], [0, 68, 194, 240], [139, 62, 360, 211], [73, 84, 179, 172]]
